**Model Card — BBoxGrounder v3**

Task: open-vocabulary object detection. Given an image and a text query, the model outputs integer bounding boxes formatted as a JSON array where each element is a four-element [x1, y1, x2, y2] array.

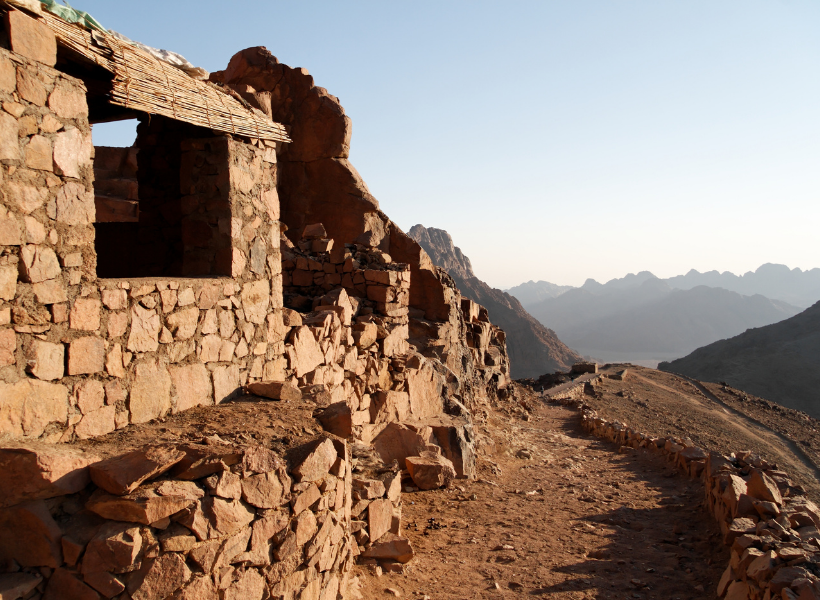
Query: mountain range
[[407, 225, 580, 379], [508, 263, 820, 309], [522, 272, 802, 367], [659, 301, 820, 418]]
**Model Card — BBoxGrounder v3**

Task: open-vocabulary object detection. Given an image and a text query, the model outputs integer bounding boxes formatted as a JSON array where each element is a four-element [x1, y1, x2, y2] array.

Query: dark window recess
[[93, 115, 231, 278]]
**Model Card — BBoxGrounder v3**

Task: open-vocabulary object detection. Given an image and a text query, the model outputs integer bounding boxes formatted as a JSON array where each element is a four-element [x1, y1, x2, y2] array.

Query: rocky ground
[[582, 366, 820, 501], [354, 383, 729, 600]]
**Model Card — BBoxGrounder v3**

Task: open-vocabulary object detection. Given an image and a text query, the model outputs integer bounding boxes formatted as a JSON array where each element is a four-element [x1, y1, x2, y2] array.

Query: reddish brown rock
[[25, 134, 53, 171], [70, 298, 101, 331], [129, 553, 191, 600], [290, 483, 321, 515], [170, 445, 243, 480], [7, 10, 57, 66], [90, 446, 185, 495], [19, 244, 60, 283], [291, 437, 337, 482], [316, 402, 352, 438], [372, 423, 429, 468], [0, 378, 68, 439], [53, 127, 92, 179], [0, 443, 98, 507], [724, 517, 758, 545], [166, 307, 199, 340], [170, 363, 212, 412], [177, 575, 217, 600], [352, 322, 377, 350], [223, 568, 265, 600], [80, 522, 142, 575], [87, 490, 195, 525], [288, 326, 324, 377], [245, 381, 302, 401], [206, 498, 255, 536], [0, 500, 63, 567], [129, 359, 172, 424], [83, 571, 125, 598], [747, 469, 783, 505], [250, 510, 289, 555], [42, 568, 100, 600], [67, 336, 105, 375], [241, 472, 288, 509], [212, 526, 252, 570], [361, 533, 414, 563], [294, 509, 318, 546], [370, 391, 411, 425], [406, 453, 456, 490], [353, 478, 386, 500], [205, 471, 241, 499], [368, 498, 393, 543], [0, 572, 42, 600], [75, 406, 116, 439]]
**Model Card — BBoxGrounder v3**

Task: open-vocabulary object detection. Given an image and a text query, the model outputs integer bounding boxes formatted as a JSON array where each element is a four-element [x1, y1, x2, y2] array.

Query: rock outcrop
[[407, 224, 580, 379], [660, 301, 820, 418]]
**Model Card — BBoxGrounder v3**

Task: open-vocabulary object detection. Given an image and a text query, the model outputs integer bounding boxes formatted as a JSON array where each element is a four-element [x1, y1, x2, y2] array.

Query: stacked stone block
[[0, 435, 353, 600]]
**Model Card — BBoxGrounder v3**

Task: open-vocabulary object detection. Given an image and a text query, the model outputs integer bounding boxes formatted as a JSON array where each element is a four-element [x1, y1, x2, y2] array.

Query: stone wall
[[0, 46, 286, 443], [0, 434, 354, 600]]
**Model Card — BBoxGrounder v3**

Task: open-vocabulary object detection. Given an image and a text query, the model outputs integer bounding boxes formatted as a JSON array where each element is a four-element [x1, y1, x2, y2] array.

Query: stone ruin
[[0, 4, 510, 599]]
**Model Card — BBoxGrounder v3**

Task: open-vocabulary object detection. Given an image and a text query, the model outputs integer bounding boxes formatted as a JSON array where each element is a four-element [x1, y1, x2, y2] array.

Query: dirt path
[[354, 390, 727, 600]]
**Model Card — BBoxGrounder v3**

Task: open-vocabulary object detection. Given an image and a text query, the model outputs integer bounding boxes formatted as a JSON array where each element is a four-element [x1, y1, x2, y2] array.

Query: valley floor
[[354, 387, 728, 599]]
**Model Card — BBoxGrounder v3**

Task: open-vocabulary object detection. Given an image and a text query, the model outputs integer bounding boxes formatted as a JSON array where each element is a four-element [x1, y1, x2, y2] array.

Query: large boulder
[[406, 453, 456, 490]]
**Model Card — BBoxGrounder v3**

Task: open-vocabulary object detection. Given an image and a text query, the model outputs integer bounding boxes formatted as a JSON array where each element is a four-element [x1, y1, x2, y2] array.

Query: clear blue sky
[[83, 1, 820, 288]]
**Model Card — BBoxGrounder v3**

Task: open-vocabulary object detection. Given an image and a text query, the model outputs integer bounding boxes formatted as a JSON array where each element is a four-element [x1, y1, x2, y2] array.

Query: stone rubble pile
[[545, 371, 820, 600], [0, 434, 360, 600]]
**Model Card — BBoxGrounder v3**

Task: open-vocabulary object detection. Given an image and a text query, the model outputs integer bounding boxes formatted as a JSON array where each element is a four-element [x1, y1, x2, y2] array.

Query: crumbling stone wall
[[273, 224, 506, 476], [213, 48, 485, 330], [0, 435, 354, 600], [0, 24, 511, 598]]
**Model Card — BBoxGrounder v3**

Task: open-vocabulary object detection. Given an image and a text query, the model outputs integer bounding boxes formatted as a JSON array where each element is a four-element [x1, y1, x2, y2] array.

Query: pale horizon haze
[[82, 1, 820, 289]]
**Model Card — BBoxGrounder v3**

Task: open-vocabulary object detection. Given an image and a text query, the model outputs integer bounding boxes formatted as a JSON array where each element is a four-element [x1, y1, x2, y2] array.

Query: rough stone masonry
[[0, 4, 511, 599]]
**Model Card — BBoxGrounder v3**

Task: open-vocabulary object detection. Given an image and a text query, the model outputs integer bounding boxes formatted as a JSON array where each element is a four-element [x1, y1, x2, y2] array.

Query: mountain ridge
[[506, 263, 820, 309]]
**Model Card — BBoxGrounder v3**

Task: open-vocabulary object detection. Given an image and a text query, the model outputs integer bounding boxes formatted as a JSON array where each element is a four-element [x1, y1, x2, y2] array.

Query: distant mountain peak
[[408, 224, 475, 280]]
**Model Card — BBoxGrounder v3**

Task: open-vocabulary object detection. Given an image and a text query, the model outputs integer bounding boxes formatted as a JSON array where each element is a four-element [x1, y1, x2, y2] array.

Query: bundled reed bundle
[[38, 10, 291, 144]]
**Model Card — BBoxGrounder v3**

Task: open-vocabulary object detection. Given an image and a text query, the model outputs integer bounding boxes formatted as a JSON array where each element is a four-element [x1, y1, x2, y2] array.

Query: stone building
[[0, 2, 509, 598]]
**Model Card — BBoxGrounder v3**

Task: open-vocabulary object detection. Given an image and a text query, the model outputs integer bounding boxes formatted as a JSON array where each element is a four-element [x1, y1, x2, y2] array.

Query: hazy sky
[[83, 1, 820, 289]]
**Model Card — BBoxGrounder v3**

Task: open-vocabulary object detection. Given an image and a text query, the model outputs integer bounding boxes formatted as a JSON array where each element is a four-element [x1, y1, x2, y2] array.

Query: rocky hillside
[[659, 301, 820, 418], [526, 275, 801, 366], [407, 225, 580, 378]]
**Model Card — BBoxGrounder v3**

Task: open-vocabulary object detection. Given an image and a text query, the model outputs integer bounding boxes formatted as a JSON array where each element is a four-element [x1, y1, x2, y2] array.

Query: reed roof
[[37, 9, 291, 144]]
